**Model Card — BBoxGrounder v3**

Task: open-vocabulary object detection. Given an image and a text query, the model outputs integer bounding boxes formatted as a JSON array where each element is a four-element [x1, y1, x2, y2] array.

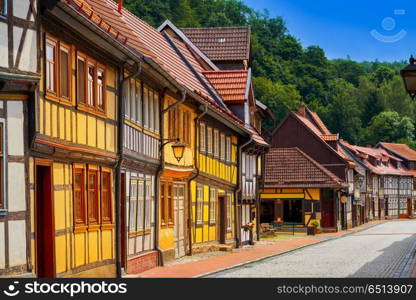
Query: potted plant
[[242, 222, 255, 245], [307, 220, 320, 236]]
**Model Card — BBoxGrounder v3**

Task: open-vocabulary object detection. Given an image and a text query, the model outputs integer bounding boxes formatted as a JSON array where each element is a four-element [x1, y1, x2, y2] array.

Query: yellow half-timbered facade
[[159, 93, 196, 262], [191, 117, 238, 249], [26, 1, 145, 277]]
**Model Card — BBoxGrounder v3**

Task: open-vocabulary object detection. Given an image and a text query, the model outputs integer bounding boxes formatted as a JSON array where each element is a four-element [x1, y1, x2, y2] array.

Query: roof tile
[[181, 27, 250, 62], [263, 147, 346, 188]]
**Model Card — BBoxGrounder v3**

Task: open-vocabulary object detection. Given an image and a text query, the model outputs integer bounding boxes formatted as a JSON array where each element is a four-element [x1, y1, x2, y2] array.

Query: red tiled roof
[[79, 0, 214, 101], [341, 142, 413, 176], [263, 148, 346, 188], [181, 27, 250, 62], [203, 70, 248, 104], [246, 125, 268, 146], [378, 142, 416, 161]]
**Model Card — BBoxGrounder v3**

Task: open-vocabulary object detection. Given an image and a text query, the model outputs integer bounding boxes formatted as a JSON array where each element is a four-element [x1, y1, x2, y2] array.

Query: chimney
[[298, 105, 306, 117], [118, 0, 122, 14]]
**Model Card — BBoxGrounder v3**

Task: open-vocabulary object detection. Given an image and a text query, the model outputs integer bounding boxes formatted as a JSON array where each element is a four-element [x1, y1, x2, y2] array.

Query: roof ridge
[[181, 26, 250, 30]]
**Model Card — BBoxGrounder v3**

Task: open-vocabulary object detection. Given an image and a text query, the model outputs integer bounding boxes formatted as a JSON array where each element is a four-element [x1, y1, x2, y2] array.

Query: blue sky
[[243, 0, 416, 62]]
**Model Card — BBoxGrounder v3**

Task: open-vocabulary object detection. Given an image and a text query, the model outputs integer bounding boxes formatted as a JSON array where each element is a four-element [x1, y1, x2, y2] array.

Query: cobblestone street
[[209, 220, 416, 278]]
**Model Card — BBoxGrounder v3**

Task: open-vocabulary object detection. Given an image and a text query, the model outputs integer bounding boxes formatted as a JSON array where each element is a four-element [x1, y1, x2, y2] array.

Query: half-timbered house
[[29, 0, 148, 277], [342, 143, 413, 220], [178, 25, 270, 245], [267, 106, 355, 231], [0, 0, 39, 277], [260, 148, 347, 230], [376, 142, 416, 218]]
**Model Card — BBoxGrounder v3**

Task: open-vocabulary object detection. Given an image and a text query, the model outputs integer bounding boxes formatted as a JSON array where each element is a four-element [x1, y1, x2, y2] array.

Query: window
[[196, 186, 204, 225], [167, 183, 173, 225], [200, 123, 206, 152], [129, 180, 137, 232], [149, 89, 154, 131], [207, 127, 213, 154], [226, 137, 231, 162], [143, 86, 149, 128], [145, 181, 152, 228], [76, 52, 106, 113], [0, 123, 3, 211], [226, 193, 232, 231], [167, 103, 191, 144], [77, 56, 86, 104], [136, 80, 142, 125], [213, 130, 219, 157], [220, 134, 225, 161], [154, 91, 159, 133], [97, 68, 105, 111], [87, 64, 95, 106], [209, 188, 217, 224], [45, 36, 72, 104], [73, 168, 86, 226], [59, 44, 70, 100], [161, 181, 174, 226], [87, 169, 99, 224], [46, 39, 57, 94], [137, 181, 144, 230], [101, 172, 112, 224]]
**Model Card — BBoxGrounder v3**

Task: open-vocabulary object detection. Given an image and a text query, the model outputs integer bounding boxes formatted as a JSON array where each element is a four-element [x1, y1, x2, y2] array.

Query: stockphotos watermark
[[2, 281, 127, 297], [371, 9, 407, 43]]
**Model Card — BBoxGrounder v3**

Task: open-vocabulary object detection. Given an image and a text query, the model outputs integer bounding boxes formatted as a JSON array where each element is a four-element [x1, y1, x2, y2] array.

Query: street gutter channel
[[197, 222, 386, 278]]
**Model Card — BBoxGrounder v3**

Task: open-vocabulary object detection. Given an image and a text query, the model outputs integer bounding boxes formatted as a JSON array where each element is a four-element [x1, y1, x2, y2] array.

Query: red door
[[218, 196, 226, 244], [36, 163, 55, 278], [321, 199, 334, 228]]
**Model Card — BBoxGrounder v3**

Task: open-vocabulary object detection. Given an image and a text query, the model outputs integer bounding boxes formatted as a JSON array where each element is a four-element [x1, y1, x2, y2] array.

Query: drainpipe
[[155, 89, 187, 266], [255, 152, 261, 241], [186, 103, 208, 256], [235, 135, 253, 248], [116, 62, 141, 278]]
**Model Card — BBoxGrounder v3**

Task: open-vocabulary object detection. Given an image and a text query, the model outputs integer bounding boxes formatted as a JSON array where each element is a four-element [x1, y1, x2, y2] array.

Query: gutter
[[186, 103, 208, 256], [116, 62, 142, 278], [155, 89, 187, 266], [234, 135, 253, 248]]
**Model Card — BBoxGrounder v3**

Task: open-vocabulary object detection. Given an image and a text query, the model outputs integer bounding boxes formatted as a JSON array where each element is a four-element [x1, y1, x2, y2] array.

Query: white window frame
[[200, 123, 206, 152], [226, 136, 231, 162], [143, 85, 149, 128], [209, 188, 216, 224], [0, 119, 7, 215], [220, 134, 225, 161], [196, 186, 204, 225], [207, 127, 213, 154], [213, 129, 219, 157], [154, 91, 159, 133], [226, 193, 232, 231], [149, 89, 154, 131]]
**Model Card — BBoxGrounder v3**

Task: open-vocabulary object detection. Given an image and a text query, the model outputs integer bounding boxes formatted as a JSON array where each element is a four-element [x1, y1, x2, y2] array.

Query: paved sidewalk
[[135, 220, 385, 278]]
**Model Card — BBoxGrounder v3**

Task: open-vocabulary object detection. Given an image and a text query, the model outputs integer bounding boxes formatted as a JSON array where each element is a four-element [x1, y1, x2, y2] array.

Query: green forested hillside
[[122, 0, 415, 148]]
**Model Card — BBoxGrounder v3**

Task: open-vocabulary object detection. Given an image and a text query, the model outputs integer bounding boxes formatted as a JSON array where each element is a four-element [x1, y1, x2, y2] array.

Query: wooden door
[[120, 173, 126, 269], [218, 195, 226, 244], [35, 164, 55, 278], [321, 199, 334, 228], [174, 184, 185, 258], [408, 199, 412, 217]]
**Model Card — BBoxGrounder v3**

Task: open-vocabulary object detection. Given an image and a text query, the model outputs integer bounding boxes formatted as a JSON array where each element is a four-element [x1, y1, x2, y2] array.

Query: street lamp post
[[400, 56, 416, 100]]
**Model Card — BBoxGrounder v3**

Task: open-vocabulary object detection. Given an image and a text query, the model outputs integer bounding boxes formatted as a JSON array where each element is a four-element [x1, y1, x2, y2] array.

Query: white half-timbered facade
[[0, 0, 39, 276]]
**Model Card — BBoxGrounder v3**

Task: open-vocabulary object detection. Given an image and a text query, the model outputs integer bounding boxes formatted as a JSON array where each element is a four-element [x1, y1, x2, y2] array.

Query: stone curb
[[196, 221, 386, 278]]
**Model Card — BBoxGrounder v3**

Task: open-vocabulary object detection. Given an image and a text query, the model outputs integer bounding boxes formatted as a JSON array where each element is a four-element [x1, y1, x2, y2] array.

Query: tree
[[364, 111, 415, 145], [322, 79, 362, 144]]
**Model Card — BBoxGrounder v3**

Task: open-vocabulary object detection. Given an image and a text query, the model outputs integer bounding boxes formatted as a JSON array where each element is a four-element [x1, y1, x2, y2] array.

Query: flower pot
[[307, 226, 316, 236]]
